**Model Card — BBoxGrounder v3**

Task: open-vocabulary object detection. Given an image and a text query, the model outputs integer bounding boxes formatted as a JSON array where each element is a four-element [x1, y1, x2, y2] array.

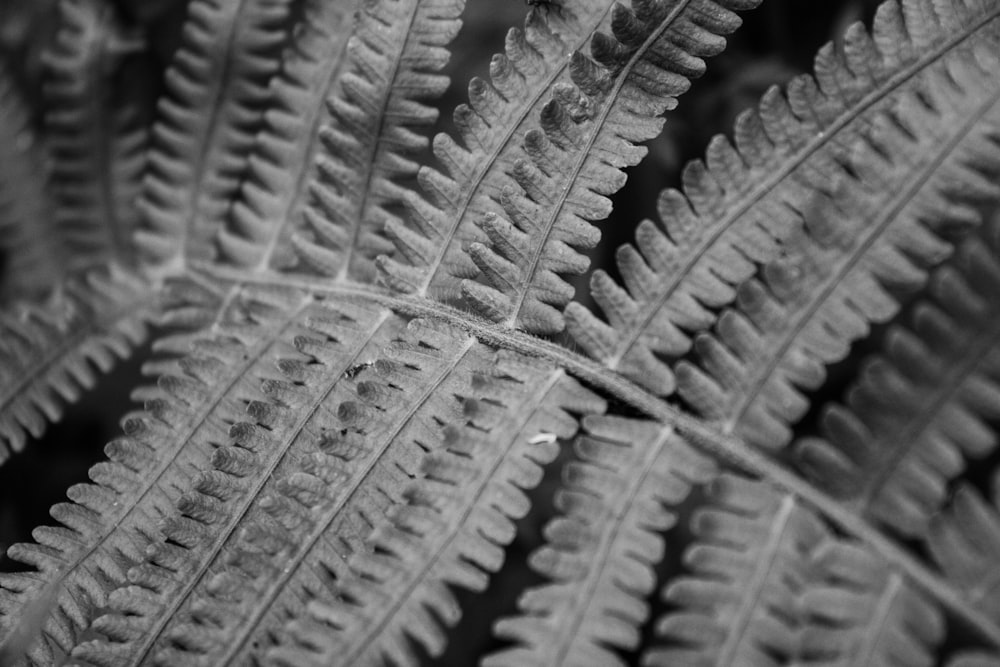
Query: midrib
[[189, 263, 1000, 647], [551, 423, 674, 666], [715, 496, 795, 666], [854, 574, 902, 665]]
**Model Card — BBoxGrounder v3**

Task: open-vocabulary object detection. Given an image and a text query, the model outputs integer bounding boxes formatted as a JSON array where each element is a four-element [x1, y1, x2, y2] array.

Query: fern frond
[[42, 0, 149, 269], [220, 0, 465, 283], [213, 0, 360, 272], [462, 0, 764, 333], [176, 265, 1000, 654], [676, 36, 1000, 450], [797, 540, 943, 666], [796, 215, 1000, 539], [134, 0, 295, 273], [0, 581, 58, 667], [927, 481, 1000, 619], [273, 362, 603, 667], [0, 64, 62, 300], [565, 0, 1000, 396], [483, 416, 715, 667], [68, 301, 401, 666], [5, 1, 1000, 663], [645, 473, 945, 667], [0, 285, 307, 664], [0, 265, 154, 461], [384, 0, 761, 334], [72, 313, 604, 666], [645, 472, 827, 665], [376, 2, 621, 296]]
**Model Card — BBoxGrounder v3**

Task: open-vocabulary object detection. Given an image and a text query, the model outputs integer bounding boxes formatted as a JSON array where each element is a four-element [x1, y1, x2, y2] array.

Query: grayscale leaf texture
[[0, 0, 999, 665]]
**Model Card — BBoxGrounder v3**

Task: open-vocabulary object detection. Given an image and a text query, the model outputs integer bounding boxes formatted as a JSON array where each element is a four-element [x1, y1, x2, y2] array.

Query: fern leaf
[[0, 582, 58, 667], [124, 286, 996, 660], [384, 0, 761, 334], [797, 540, 944, 666], [219, 0, 465, 283], [6, 2, 1000, 663], [42, 0, 149, 269], [0, 285, 309, 664], [461, 0, 763, 334], [926, 481, 1000, 619], [72, 315, 604, 666], [644, 473, 945, 667], [677, 36, 1000, 450], [68, 302, 403, 666], [0, 64, 62, 300], [0, 265, 154, 461], [645, 472, 827, 666], [483, 416, 715, 667], [273, 362, 603, 667], [795, 215, 1000, 539], [134, 0, 295, 272], [375, 2, 620, 297], [213, 0, 360, 273], [565, 0, 1000, 395]]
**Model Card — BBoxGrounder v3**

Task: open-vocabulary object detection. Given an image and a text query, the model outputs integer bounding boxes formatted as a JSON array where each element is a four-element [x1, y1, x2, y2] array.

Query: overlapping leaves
[[1, 0, 1000, 665]]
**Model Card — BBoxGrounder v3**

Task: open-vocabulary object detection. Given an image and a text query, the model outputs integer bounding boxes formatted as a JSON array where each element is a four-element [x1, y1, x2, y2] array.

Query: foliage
[[0, 0, 999, 665]]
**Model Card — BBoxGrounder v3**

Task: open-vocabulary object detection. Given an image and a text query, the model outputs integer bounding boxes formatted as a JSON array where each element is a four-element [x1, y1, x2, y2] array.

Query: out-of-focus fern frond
[[215, 0, 361, 272], [0, 265, 155, 461], [676, 37, 1000, 450], [645, 473, 945, 667], [795, 538, 944, 666], [135, 0, 296, 272], [797, 215, 1000, 540], [484, 416, 715, 667], [927, 477, 1000, 620], [0, 64, 62, 300], [566, 0, 1000, 395], [42, 0, 151, 269]]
